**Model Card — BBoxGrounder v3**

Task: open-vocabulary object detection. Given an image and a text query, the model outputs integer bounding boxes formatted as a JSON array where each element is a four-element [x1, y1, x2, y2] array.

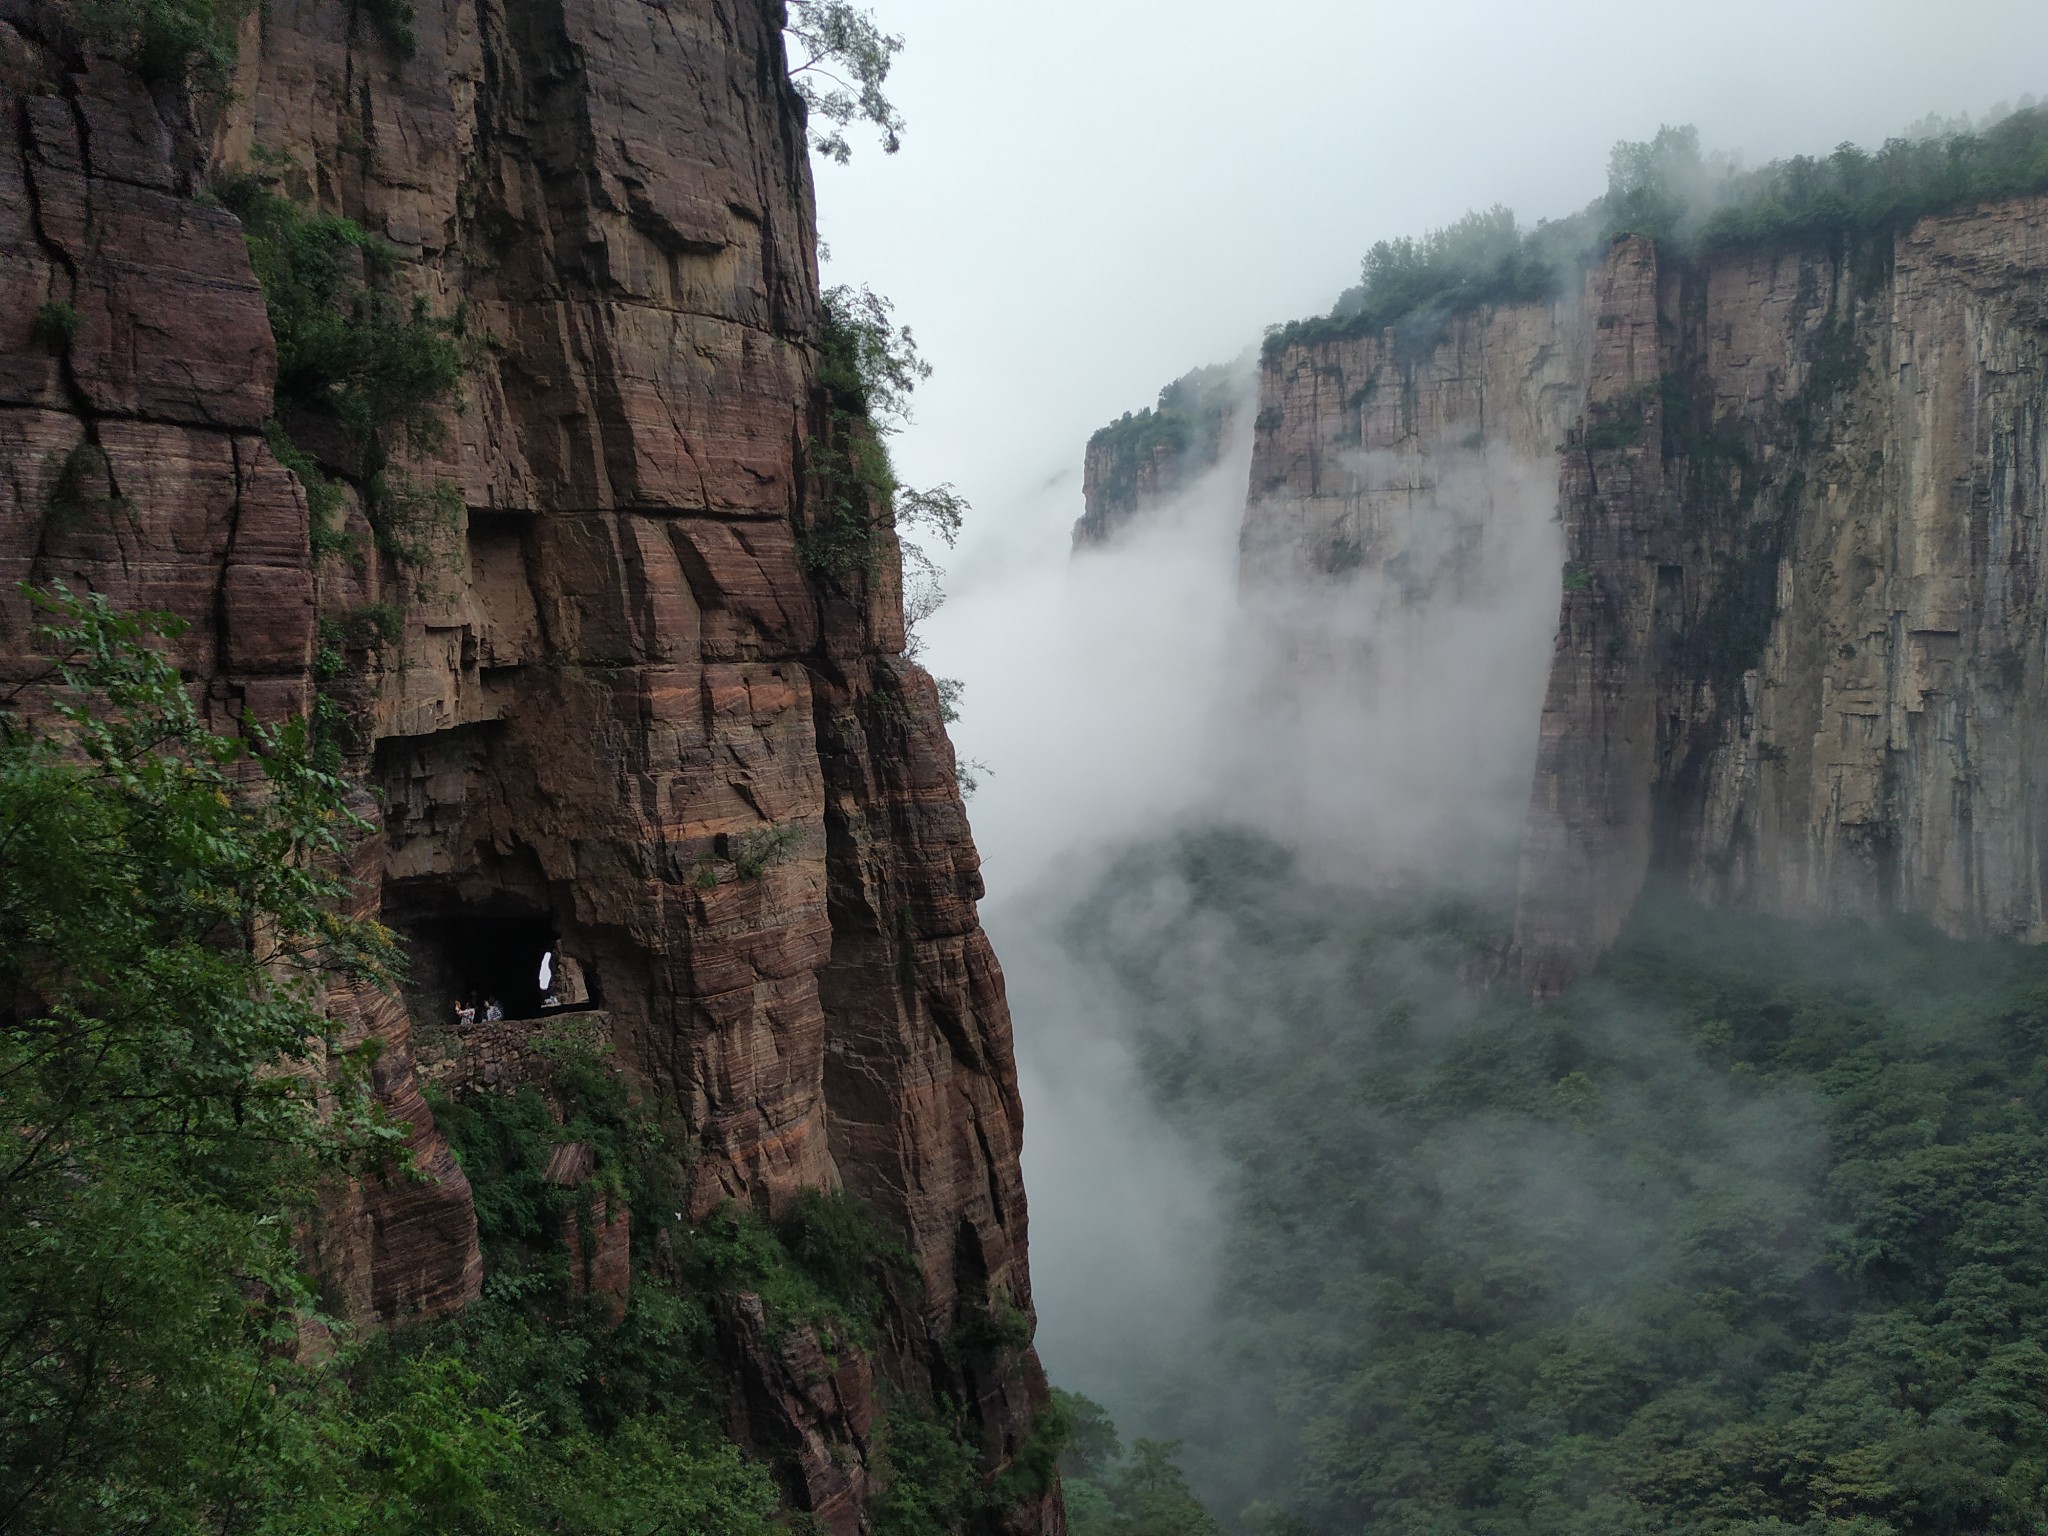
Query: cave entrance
[[384, 886, 602, 1029]]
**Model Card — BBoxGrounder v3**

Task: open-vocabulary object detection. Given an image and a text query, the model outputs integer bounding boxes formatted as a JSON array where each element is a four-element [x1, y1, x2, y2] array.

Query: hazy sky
[[815, 0, 2044, 532]]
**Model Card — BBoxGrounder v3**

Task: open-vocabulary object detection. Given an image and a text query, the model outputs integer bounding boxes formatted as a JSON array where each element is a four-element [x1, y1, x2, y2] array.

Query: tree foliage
[[61, 0, 249, 93], [786, 1, 905, 163], [802, 285, 966, 599], [1056, 1392, 1220, 1536], [0, 592, 795, 1533], [0, 588, 399, 1528]]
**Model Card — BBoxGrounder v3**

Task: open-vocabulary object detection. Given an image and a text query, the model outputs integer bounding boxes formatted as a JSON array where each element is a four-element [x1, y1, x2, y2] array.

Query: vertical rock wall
[[1241, 293, 1584, 584], [0, 15, 483, 1322], [0, 2, 1057, 1529], [1240, 196, 2048, 985]]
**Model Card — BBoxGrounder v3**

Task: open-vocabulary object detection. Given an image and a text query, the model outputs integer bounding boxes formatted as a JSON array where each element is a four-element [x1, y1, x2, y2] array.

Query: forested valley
[[1047, 830, 2048, 1536]]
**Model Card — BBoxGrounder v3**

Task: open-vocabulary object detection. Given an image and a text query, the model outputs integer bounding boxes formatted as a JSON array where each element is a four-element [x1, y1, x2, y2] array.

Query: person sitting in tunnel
[[454, 998, 476, 1029], [483, 997, 504, 1023]]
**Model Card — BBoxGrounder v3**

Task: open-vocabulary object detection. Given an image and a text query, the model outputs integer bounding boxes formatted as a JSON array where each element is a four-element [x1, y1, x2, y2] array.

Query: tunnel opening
[[384, 884, 602, 1029]]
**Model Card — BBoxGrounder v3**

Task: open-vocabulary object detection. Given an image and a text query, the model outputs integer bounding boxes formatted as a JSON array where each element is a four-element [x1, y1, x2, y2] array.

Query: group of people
[[452, 997, 505, 1029]]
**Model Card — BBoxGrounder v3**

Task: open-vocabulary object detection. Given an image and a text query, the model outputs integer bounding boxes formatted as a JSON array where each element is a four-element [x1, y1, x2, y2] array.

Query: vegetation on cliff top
[[1066, 827, 2048, 1536], [1265, 100, 2048, 357], [1085, 362, 1244, 521]]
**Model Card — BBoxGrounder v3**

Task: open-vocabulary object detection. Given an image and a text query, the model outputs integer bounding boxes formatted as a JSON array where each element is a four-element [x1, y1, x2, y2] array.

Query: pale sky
[[814, 0, 2045, 551]]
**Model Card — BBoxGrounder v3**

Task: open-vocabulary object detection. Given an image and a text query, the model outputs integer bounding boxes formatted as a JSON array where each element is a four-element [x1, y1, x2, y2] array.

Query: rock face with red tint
[[0, 3, 1058, 1529], [1241, 197, 2048, 992]]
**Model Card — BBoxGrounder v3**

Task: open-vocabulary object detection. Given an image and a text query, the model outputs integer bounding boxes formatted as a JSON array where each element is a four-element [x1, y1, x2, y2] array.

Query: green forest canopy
[[1062, 828, 2048, 1536], [1265, 101, 2048, 356]]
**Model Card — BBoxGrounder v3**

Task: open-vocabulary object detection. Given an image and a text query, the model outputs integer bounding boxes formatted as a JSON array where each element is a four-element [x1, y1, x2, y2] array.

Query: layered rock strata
[[1241, 197, 2048, 987], [0, 2, 1056, 1528]]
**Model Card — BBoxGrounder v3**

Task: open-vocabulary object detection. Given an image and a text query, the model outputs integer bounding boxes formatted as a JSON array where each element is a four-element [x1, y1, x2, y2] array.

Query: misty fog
[[817, 7, 2048, 1526], [920, 365, 1571, 1438]]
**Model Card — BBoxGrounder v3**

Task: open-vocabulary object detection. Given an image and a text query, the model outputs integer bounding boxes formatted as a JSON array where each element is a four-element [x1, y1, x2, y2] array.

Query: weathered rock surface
[[0, 1, 1056, 1528], [1242, 197, 2048, 989]]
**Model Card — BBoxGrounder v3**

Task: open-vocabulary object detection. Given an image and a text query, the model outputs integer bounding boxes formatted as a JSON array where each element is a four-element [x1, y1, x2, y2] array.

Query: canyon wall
[[0, 2, 1056, 1529], [1086, 195, 2048, 988]]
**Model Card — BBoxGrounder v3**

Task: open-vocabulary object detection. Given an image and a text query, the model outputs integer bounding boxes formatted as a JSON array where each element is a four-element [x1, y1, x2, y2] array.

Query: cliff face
[[0, 3, 1055, 1528], [1242, 197, 2048, 987], [1074, 359, 1246, 546], [1241, 293, 1584, 585]]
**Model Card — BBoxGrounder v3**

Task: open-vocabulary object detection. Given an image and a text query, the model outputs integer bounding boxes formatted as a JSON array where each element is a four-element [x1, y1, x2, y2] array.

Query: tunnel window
[[383, 890, 603, 1026]]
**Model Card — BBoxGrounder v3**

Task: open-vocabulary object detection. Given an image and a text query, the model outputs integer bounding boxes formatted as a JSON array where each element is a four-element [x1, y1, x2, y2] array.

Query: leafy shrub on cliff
[[64, 0, 248, 93], [802, 284, 966, 593], [218, 173, 466, 568], [1060, 827, 2048, 1535], [360, 0, 418, 58], [30, 300, 79, 355]]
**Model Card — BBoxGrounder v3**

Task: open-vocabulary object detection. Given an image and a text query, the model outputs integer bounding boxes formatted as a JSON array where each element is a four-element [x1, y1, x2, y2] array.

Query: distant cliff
[[1114, 113, 2048, 992], [0, 1, 1057, 1528], [1074, 358, 1246, 546]]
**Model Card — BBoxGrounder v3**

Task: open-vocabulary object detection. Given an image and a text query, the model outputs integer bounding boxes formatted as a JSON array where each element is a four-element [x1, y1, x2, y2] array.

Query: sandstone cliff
[[1236, 194, 2048, 989], [0, 2, 1055, 1528]]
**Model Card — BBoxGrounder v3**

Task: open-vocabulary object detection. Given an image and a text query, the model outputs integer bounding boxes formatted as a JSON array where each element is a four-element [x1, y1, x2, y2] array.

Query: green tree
[[802, 285, 967, 593], [0, 587, 401, 1528], [1055, 1393, 1219, 1536], [786, 1, 906, 162], [0, 590, 788, 1533]]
